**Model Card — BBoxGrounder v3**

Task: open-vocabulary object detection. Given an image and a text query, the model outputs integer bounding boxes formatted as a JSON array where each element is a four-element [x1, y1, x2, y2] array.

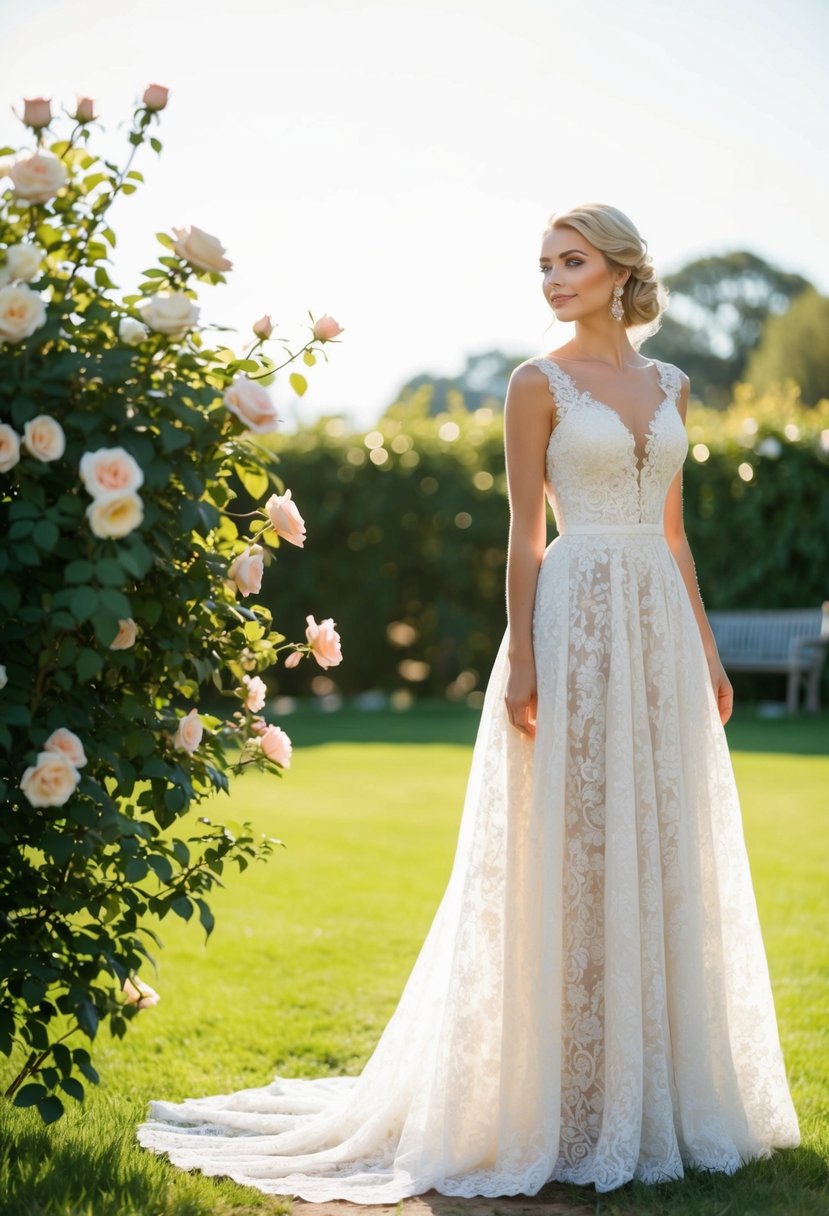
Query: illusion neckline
[[536, 355, 674, 478]]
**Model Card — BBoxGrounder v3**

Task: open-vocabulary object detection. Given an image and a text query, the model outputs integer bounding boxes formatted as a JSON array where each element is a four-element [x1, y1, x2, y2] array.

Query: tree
[[744, 287, 829, 406]]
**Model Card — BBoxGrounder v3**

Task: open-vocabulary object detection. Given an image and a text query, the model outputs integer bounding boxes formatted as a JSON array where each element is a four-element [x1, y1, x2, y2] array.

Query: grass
[[1, 702, 827, 1216]]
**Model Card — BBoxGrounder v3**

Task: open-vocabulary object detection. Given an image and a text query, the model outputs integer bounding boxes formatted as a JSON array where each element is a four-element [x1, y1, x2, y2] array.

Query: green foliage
[[745, 286, 829, 406], [0, 93, 336, 1121], [256, 380, 829, 704]]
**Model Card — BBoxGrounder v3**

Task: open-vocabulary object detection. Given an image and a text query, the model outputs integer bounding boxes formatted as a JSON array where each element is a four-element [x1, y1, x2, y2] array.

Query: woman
[[136, 202, 800, 1201]]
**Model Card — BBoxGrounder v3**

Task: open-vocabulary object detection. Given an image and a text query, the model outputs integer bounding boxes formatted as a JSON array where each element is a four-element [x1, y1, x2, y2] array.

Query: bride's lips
[[552, 295, 575, 306]]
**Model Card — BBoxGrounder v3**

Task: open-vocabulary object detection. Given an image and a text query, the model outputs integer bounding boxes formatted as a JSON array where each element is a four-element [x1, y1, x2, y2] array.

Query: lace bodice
[[527, 357, 688, 529]]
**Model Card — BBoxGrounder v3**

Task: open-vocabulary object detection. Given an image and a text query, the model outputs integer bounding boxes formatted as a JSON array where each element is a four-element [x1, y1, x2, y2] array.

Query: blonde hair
[[542, 202, 669, 348]]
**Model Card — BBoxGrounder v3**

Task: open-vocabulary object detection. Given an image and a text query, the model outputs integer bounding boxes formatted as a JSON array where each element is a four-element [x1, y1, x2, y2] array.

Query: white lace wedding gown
[[135, 356, 800, 1201]]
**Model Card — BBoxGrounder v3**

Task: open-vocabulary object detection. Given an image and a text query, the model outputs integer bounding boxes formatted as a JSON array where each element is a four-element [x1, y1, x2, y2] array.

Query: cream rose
[[142, 83, 169, 111], [223, 375, 280, 434], [43, 727, 88, 769], [305, 614, 343, 669], [122, 975, 160, 1009], [85, 492, 144, 539], [80, 447, 144, 498], [8, 152, 67, 203], [0, 664, 7, 689], [227, 544, 264, 597], [18, 97, 53, 129], [20, 750, 81, 807], [312, 314, 344, 342], [0, 283, 47, 343], [0, 424, 21, 473], [264, 488, 306, 547], [23, 415, 65, 462], [258, 723, 292, 768], [139, 291, 199, 336], [242, 674, 267, 712], [173, 707, 203, 754], [109, 618, 137, 650], [118, 317, 149, 346], [0, 243, 43, 286], [172, 225, 233, 273], [73, 96, 97, 123]]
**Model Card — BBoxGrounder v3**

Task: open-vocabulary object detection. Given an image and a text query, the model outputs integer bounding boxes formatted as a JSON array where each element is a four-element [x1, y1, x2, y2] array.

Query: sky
[[1, 0, 827, 430]]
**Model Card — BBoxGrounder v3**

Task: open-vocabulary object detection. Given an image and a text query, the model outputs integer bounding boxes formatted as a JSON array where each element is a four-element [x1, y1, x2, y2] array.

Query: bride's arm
[[503, 364, 551, 658], [663, 372, 734, 723]]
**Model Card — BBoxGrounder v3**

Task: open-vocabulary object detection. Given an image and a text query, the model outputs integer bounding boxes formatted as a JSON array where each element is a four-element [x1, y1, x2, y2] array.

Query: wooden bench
[[706, 602, 829, 714]]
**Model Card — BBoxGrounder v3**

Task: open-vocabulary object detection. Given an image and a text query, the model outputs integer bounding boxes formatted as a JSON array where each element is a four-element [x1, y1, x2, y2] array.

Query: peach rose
[[258, 723, 292, 768], [305, 615, 343, 669], [242, 674, 267, 712], [312, 314, 344, 342], [79, 447, 144, 498], [284, 650, 304, 669], [17, 97, 53, 129], [172, 225, 233, 273], [20, 750, 81, 808], [122, 975, 160, 1009], [0, 283, 47, 343], [264, 488, 306, 547], [173, 707, 203, 754], [0, 424, 21, 473], [85, 492, 144, 539], [8, 152, 67, 203], [43, 727, 88, 769], [109, 618, 137, 650], [73, 96, 97, 123], [140, 290, 199, 336], [252, 314, 273, 339], [0, 243, 43, 286], [118, 317, 149, 346], [227, 544, 264, 597], [23, 415, 65, 462], [142, 83, 169, 111], [223, 374, 280, 434]]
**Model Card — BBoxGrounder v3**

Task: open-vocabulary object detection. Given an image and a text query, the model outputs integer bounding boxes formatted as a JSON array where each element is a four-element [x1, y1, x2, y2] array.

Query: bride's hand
[[505, 656, 538, 739], [707, 655, 734, 726]]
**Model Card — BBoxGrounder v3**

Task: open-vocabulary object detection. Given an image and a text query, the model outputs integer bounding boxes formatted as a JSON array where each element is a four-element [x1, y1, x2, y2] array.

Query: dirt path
[[292, 1182, 585, 1216]]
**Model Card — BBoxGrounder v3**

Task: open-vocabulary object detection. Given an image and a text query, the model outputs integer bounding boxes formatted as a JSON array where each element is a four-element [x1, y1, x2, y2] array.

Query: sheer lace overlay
[[135, 356, 800, 1202]]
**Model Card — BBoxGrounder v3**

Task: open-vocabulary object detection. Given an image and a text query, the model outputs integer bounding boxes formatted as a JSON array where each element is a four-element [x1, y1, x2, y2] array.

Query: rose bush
[[0, 87, 344, 1124]]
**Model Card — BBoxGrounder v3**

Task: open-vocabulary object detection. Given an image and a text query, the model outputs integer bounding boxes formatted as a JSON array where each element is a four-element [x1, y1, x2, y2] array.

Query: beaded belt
[[560, 522, 665, 535]]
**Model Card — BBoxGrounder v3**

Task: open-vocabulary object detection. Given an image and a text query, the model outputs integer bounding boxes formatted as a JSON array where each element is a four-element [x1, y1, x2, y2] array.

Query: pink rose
[[284, 650, 304, 669], [43, 727, 87, 769], [312, 314, 344, 342], [173, 708, 202, 754], [264, 488, 306, 547], [305, 614, 343, 669], [0, 424, 21, 473], [258, 724, 292, 768], [20, 750, 80, 808], [23, 415, 65, 462], [8, 152, 67, 203], [73, 96, 97, 123], [252, 314, 273, 339], [142, 83, 169, 111], [79, 447, 144, 497], [122, 975, 160, 1009], [243, 674, 267, 712], [227, 544, 264, 597], [17, 97, 53, 130], [223, 374, 280, 433], [109, 618, 137, 650], [171, 225, 233, 273]]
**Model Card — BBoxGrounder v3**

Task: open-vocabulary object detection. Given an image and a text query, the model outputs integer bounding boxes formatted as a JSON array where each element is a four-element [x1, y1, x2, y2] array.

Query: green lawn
[[1, 704, 827, 1216]]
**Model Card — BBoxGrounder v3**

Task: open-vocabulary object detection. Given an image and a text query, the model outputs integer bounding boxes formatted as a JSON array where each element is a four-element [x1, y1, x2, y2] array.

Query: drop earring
[[610, 284, 624, 322]]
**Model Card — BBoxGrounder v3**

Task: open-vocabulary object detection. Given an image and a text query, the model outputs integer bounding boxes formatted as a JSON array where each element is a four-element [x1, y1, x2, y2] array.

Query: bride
[[136, 201, 801, 1202]]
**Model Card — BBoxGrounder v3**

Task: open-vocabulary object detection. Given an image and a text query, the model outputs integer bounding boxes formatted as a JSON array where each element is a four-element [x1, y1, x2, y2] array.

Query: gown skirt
[[135, 522, 800, 1201]]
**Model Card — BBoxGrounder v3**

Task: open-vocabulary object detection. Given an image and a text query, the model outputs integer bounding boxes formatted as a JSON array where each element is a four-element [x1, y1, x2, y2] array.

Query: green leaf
[[70, 586, 99, 622], [124, 856, 148, 882], [32, 520, 60, 551], [303, 350, 316, 366], [12, 1083, 47, 1108], [65, 559, 94, 584], [289, 372, 307, 397], [59, 1076, 85, 1103], [171, 895, 193, 921], [233, 463, 269, 500], [37, 1094, 65, 1124], [76, 648, 103, 682], [98, 588, 132, 619], [148, 854, 174, 883]]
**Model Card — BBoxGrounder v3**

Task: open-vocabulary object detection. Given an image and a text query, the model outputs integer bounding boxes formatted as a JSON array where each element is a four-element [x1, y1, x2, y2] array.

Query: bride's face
[[539, 226, 626, 322]]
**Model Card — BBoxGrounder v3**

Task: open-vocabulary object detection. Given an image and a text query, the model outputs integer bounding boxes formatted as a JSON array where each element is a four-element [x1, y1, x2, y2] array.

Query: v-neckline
[[541, 356, 671, 478]]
